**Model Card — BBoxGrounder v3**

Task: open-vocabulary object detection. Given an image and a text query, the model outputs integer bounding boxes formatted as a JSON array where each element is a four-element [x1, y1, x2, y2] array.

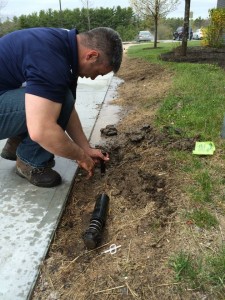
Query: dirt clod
[[100, 124, 118, 136]]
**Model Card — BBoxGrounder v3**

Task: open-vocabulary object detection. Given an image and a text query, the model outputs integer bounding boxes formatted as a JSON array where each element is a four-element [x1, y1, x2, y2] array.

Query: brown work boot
[[1, 136, 23, 160], [16, 157, 62, 187]]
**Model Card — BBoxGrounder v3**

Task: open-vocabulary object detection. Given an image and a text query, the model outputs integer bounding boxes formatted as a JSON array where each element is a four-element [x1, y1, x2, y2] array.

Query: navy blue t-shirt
[[0, 27, 78, 103]]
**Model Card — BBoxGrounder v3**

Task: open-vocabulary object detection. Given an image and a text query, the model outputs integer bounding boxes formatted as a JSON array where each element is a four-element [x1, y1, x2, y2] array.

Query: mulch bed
[[160, 46, 225, 70]]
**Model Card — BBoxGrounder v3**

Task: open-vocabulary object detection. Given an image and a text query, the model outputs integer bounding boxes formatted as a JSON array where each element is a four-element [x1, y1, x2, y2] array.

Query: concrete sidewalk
[[0, 73, 120, 300]]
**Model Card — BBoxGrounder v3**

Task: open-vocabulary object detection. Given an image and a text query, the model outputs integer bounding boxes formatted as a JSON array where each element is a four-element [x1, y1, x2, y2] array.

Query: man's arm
[[25, 93, 95, 176], [66, 107, 108, 161]]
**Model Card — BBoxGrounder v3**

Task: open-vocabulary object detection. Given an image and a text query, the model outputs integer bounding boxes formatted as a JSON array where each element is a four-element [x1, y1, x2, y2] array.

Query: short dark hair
[[79, 27, 123, 73]]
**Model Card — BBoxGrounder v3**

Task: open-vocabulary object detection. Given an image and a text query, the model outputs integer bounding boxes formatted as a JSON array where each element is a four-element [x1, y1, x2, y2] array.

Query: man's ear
[[86, 50, 99, 63]]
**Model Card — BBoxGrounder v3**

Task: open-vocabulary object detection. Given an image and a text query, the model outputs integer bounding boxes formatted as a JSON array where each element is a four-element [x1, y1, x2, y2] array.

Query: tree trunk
[[181, 0, 191, 56], [154, 15, 158, 48]]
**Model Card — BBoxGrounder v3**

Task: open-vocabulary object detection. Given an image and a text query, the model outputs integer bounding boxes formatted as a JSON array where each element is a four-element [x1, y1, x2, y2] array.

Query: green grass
[[128, 40, 202, 63], [169, 152, 214, 202], [170, 248, 225, 293], [157, 62, 225, 140], [186, 209, 219, 229], [206, 247, 225, 287], [169, 251, 201, 286], [127, 42, 225, 297], [127, 42, 225, 141], [194, 171, 213, 203]]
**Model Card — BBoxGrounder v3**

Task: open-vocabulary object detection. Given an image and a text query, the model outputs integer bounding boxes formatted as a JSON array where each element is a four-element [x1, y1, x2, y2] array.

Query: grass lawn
[[127, 41, 225, 297]]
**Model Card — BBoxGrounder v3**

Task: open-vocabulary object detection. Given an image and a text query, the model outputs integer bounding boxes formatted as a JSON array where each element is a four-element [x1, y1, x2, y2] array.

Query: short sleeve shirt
[[0, 27, 78, 103]]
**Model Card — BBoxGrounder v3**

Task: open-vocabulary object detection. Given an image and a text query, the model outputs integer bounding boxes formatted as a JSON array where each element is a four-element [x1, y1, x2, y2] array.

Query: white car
[[136, 31, 153, 42], [193, 29, 203, 40]]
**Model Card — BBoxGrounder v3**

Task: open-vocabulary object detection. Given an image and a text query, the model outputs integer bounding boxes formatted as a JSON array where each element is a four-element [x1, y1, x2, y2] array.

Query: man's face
[[78, 50, 113, 80]]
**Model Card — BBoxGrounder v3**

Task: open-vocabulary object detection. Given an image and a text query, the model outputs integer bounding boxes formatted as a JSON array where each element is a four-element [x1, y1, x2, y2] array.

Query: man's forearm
[[25, 94, 92, 163], [34, 122, 95, 176], [37, 122, 86, 161], [66, 107, 91, 151]]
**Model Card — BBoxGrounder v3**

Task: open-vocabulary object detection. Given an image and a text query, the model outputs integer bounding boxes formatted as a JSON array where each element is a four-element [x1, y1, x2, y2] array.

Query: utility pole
[[59, 0, 63, 27], [81, 0, 91, 30]]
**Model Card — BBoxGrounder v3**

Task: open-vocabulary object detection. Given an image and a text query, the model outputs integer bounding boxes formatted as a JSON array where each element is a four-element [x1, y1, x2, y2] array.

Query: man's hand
[[78, 148, 109, 178], [76, 153, 95, 178], [85, 147, 109, 163]]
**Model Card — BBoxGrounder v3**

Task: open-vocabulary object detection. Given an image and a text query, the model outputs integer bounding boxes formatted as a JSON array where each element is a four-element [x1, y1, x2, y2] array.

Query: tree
[[193, 17, 210, 30], [129, 0, 180, 48], [1, 16, 19, 34], [0, 0, 7, 16], [180, 0, 190, 56], [0, 0, 8, 36]]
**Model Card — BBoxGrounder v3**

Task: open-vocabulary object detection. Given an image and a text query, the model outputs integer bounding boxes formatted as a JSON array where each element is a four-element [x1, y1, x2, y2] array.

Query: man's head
[[77, 27, 123, 80]]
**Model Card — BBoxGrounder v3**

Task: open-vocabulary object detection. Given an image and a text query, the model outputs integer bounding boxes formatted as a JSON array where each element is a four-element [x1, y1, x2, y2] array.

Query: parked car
[[136, 31, 152, 42], [173, 26, 193, 41], [193, 28, 204, 40]]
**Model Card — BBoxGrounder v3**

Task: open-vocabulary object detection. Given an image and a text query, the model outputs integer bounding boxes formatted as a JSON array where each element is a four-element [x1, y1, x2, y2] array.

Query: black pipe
[[100, 159, 106, 175], [83, 193, 110, 250]]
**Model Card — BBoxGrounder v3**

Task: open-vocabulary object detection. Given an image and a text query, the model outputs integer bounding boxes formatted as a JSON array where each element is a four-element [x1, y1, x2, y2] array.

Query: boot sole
[[1, 152, 17, 161]]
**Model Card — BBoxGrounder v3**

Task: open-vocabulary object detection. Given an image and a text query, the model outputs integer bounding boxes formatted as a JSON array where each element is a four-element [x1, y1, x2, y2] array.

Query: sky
[[1, 0, 218, 20]]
